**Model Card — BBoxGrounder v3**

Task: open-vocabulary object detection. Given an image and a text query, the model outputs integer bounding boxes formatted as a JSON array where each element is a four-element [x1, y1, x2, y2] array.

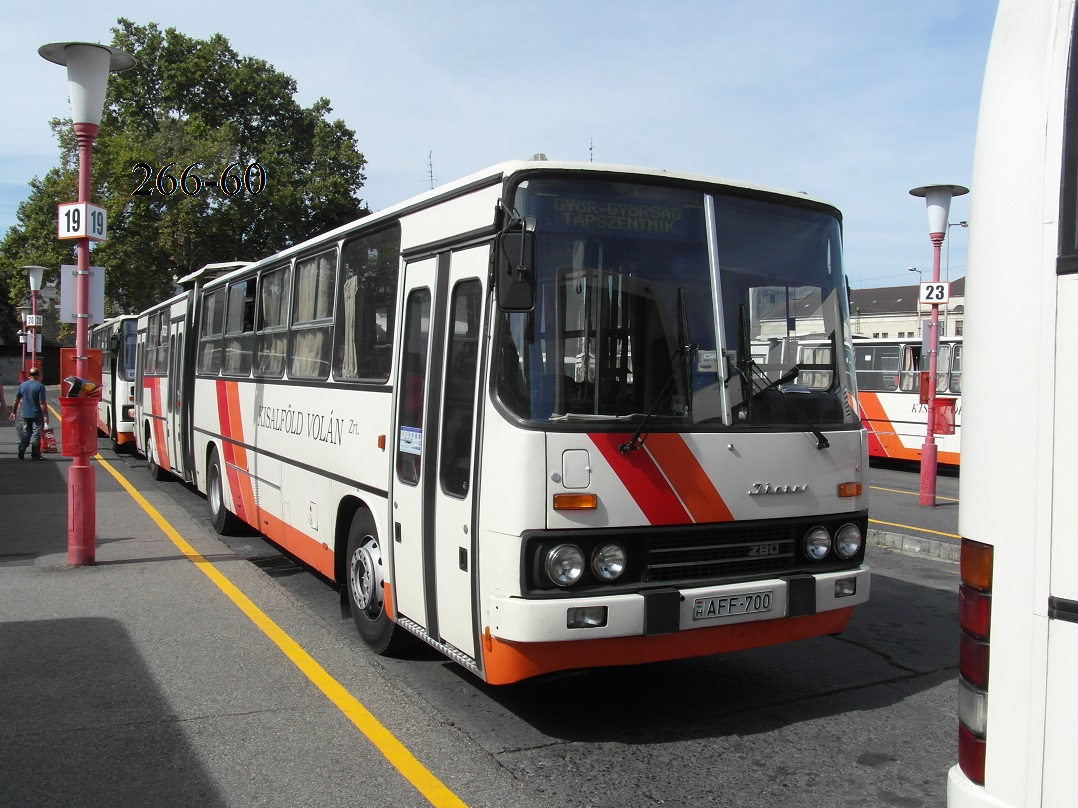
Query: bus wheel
[[146, 428, 169, 481], [346, 511, 404, 654], [207, 447, 242, 535]]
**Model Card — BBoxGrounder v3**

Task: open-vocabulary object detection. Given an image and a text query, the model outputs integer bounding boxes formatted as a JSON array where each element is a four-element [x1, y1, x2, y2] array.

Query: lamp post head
[[23, 265, 46, 293], [38, 41, 135, 127], [910, 184, 970, 237]]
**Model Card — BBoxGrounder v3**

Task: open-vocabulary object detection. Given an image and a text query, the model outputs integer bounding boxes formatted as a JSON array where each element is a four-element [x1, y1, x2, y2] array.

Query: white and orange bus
[[90, 314, 139, 453], [948, 0, 1078, 803], [135, 160, 870, 684], [853, 335, 962, 465]]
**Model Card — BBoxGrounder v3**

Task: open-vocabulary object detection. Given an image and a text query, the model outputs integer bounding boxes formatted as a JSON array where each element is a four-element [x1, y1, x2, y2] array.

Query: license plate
[[693, 590, 774, 621]]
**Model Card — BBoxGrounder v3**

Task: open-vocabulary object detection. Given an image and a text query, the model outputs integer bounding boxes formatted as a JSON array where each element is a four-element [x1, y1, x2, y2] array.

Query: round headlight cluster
[[802, 524, 864, 561], [543, 542, 627, 587], [804, 526, 832, 560], [545, 544, 585, 586], [834, 523, 863, 559], [592, 542, 626, 581]]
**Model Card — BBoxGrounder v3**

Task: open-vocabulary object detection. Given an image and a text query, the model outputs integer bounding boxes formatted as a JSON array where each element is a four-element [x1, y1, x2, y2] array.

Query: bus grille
[[641, 525, 796, 583]]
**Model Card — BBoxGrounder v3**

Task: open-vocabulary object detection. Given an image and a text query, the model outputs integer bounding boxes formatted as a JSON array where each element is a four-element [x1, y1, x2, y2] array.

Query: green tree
[[1, 18, 368, 317]]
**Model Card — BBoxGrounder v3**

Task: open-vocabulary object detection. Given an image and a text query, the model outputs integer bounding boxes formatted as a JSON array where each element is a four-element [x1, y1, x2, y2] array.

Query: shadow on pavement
[[0, 617, 227, 807]]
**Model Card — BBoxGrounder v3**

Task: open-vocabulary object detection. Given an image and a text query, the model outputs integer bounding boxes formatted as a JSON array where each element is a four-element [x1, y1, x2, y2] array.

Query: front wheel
[[207, 447, 243, 535], [346, 511, 405, 654], [145, 426, 169, 481]]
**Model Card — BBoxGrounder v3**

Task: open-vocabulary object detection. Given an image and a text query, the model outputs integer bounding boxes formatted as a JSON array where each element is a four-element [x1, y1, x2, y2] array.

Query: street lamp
[[910, 183, 969, 507], [24, 265, 45, 378], [40, 41, 135, 566], [907, 267, 922, 338]]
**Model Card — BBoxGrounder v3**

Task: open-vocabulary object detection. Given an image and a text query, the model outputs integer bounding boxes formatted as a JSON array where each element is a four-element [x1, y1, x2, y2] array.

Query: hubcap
[[350, 536, 383, 614], [209, 465, 221, 513]]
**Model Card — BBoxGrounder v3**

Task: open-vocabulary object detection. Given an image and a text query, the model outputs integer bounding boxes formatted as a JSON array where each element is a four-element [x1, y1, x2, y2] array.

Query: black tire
[[146, 427, 170, 481], [346, 510, 405, 654], [207, 447, 243, 535]]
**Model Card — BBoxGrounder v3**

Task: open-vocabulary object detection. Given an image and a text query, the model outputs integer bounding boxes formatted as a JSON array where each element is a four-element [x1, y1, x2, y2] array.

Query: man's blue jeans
[[18, 414, 44, 459]]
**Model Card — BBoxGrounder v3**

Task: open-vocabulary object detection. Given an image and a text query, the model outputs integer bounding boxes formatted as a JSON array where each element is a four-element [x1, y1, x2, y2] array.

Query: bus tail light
[[957, 537, 993, 786]]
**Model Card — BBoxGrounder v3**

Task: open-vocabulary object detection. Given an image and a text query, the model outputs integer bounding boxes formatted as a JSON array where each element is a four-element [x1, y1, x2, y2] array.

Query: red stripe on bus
[[588, 433, 691, 524], [146, 377, 170, 470], [215, 379, 251, 524], [644, 434, 734, 522]]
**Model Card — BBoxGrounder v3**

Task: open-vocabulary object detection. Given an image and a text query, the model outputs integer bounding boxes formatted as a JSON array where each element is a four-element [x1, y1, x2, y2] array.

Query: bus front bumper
[[486, 565, 870, 644]]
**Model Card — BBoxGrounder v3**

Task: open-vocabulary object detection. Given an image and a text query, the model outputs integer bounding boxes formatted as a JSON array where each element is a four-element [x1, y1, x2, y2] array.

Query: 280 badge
[[131, 162, 266, 197]]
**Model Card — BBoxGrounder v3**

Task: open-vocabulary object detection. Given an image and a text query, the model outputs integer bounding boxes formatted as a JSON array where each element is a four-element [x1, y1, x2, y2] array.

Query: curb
[[868, 528, 960, 563]]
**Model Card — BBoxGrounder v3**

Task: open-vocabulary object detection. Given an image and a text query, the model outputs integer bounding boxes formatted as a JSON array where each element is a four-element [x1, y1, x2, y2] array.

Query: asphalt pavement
[[0, 397, 533, 808], [0, 393, 952, 807]]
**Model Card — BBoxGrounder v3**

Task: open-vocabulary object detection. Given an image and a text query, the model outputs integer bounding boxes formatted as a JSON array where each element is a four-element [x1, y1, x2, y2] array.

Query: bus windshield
[[120, 318, 138, 381], [495, 176, 859, 431]]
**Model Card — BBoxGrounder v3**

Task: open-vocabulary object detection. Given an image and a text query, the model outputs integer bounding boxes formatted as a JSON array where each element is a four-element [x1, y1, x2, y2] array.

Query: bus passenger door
[[167, 318, 185, 480], [390, 249, 485, 662], [431, 248, 486, 661], [391, 257, 437, 634]]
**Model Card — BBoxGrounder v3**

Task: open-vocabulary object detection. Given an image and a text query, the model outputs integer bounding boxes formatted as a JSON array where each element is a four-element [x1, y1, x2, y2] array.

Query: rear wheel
[[207, 447, 243, 535], [346, 510, 405, 654]]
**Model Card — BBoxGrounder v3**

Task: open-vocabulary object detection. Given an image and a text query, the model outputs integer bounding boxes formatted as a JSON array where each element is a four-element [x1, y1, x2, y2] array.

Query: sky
[[0, 1, 997, 289]]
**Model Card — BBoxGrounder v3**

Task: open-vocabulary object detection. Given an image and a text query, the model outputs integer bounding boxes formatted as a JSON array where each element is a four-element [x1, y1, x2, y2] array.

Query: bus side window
[[336, 224, 401, 383], [222, 277, 256, 377], [198, 289, 226, 375], [255, 264, 289, 378], [396, 289, 431, 486], [439, 280, 482, 497], [899, 345, 920, 392], [950, 344, 962, 393], [289, 247, 337, 380]]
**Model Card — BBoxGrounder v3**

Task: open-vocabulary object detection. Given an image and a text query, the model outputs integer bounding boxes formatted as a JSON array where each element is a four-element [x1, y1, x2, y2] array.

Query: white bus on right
[[950, 0, 1078, 804]]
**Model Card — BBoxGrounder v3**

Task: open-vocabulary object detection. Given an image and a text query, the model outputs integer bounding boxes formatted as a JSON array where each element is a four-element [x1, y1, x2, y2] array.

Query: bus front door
[[391, 248, 485, 663]]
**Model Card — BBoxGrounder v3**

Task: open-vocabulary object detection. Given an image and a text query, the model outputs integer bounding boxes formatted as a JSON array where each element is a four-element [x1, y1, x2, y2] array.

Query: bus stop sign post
[[40, 41, 135, 565], [910, 184, 968, 507]]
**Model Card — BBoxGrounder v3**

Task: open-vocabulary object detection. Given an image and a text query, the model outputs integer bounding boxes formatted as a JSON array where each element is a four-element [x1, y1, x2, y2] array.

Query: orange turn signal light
[[553, 493, 598, 511], [838, 482, 862, 497], [961, 538, 993, 592]]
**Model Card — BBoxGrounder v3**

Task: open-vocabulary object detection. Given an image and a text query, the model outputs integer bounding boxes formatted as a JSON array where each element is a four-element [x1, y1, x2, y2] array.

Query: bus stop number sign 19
[[57, 202, 107, 242]]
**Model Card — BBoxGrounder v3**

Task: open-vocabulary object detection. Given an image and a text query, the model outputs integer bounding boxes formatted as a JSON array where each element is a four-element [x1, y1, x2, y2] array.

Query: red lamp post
[[909, 183, 969, 506], [39, 41, 134, 566]]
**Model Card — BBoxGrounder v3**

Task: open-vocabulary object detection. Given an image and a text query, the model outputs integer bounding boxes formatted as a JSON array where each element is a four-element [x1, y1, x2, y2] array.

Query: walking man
[[9, 367, 48, 460]]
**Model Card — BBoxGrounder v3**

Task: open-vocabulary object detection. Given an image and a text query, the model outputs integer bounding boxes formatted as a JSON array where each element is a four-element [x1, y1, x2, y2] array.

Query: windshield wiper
[[746, 361, 830, 450], [620, 288, 695, 453]]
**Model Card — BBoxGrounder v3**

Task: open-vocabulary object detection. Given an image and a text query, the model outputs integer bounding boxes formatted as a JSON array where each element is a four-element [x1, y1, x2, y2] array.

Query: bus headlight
[[545, 544, 585, 587], [804, 527, 832, 561], [591, 542, 626, 581], [834, 523, 863, 559]]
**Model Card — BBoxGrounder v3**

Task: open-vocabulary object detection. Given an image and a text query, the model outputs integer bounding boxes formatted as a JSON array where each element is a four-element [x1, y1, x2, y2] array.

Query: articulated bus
[[853, 336, 962, 465], [89, 315, 138, 453], [134, 160, 870, 685], [949, 0, 1078, 804]]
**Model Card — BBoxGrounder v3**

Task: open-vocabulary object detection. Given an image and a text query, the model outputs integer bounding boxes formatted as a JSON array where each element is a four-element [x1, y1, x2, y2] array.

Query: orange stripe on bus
[[481, 608, 853, 685], [644, 433, 734, 522]]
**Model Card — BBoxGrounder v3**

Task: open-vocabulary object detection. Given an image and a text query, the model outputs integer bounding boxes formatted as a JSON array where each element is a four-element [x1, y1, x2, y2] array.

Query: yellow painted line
[[870, 517, 961, 540], [95, 454, 468, 808], [870, 484, 959, 503]]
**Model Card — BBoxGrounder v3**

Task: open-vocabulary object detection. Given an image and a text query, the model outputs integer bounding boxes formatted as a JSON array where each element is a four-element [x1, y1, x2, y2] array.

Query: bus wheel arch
[[345, 508, 405, 654]]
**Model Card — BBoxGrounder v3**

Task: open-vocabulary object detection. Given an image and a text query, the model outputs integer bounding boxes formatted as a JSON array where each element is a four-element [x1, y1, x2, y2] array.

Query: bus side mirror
[[109, 333, 121, 355], [495, 230, 536, 312]]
